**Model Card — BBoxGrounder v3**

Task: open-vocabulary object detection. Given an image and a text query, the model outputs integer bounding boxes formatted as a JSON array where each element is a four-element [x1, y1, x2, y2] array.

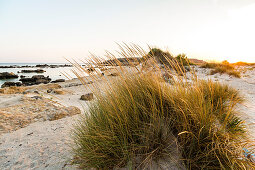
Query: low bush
[[201, 61, 241, 78]]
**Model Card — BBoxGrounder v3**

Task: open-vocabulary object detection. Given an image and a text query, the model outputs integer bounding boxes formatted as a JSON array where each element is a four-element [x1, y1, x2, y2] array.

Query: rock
[[36, 64, 48, 68], [0, 89, 4, 93], [34, 91, 39, 94], [20, 75, 51, 86], [47, 106, 81, 121], [20, 69, 45, 73], [163, 72, 173, 81], [49, 65, 58, 68], [64, 83, 81, 87], [1, 82, 22, 88], [184, 66, 190, 72], [51, 79, 65, 83], [53, 89, 65, 95], [20, 75, 26, 78], [0, 72, 19, 79], [80, 93, 94, 101], [0, 97, 81, 135], [0, 66, 16, 68], [0, 86, 28, 94], [100, 67, 108, 71], [108, 73, 119, 76], [31, 96, 42, 100], [47, 89, 53, 93], [87, 68, 95, 72]]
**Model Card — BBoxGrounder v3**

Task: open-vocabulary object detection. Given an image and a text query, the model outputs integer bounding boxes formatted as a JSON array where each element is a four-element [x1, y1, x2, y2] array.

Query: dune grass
[[71, 45, 254, 169], [201, 61, 241, 78]]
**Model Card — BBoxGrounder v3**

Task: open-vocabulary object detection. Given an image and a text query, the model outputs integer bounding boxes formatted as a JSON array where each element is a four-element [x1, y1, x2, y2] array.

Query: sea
[[0, 63, 84, 87]]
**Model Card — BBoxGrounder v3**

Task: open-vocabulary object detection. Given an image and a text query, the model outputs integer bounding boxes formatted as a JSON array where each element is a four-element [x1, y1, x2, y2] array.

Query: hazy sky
[[0, 0, 255, 63]]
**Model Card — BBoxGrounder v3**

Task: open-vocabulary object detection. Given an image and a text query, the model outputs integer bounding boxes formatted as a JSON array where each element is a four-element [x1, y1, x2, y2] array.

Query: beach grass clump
[[71, 45, 254, 169], [201, 61, 241, 78]]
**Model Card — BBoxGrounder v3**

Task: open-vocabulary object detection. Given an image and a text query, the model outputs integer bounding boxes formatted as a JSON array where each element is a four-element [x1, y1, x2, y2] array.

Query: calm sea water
[[0, 63, 84, 87]]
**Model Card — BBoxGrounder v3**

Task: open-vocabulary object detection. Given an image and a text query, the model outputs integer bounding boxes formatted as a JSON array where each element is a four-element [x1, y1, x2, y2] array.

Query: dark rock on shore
[[20, 75, 51, 86], [1, 82, 22, 88], [51, 79, 65, 83], [47, 89, 53, 93], [80, 93, 94, 101], [19, 69, 45, 73], [87, 68, 95, 72], [0, 72, 19, 79]]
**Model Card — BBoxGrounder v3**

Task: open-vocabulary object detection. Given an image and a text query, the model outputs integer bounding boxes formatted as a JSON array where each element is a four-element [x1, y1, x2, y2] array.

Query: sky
[[0, 0, 255, 63]]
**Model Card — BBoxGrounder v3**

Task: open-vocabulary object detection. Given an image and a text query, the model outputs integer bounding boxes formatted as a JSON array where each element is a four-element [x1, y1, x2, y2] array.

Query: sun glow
[[213, 3, 255, 63], [184, 3, 255, 63]]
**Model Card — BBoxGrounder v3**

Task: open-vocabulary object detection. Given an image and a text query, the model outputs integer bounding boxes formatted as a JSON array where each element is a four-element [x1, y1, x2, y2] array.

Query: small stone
[[108, 73, 119, 76], [80, 93, 93, 101], [34, 91, 39, 94], [54, 89, 65, 95], [47, 89, 53, 93], [31, 96, 42, 100]]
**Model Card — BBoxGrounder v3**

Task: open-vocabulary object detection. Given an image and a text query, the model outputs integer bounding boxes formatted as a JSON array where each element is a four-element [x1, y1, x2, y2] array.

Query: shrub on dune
[[71, 45, 254, 169], [201, 61, 241, 78]]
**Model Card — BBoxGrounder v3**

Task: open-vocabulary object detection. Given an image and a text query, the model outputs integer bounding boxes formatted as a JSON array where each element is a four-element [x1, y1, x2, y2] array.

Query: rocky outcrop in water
[[1, 82, 22, 88], [19, 69, 45, 73], [51, 79, 65, 83], [0, 64, 72, 69], [20, 75, 51, 86], [36, 64, 72, 68], [0, 72, 19, 79], [0, 65, 34, 68]]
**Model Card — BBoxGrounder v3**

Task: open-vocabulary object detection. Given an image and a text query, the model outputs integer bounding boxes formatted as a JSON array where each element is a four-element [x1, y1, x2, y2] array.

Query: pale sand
[[0, 79, 87, 169], [0, 66, 254, 169]]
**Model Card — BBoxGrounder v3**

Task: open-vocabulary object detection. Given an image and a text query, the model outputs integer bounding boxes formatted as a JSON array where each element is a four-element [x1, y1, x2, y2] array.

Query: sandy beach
[[0, 66, 255, 169]]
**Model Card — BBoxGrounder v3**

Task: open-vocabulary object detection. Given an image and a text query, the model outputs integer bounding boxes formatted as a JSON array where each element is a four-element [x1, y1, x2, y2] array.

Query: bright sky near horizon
[[0, 0, 255, 63]]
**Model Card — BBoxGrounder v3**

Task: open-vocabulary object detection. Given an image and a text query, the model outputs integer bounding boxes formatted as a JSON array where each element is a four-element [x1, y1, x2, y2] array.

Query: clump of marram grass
[[70, 44, 254, 169], [201, 61, 241, 78]]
